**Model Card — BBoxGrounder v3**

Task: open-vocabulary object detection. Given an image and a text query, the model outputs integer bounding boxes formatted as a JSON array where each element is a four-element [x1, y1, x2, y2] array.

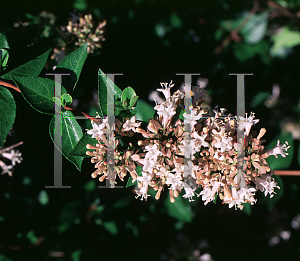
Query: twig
[[214, 1, 260, 54], [274, 170, 300, 176], [0, 79, 21, 93], [0, 141, 23, 152]]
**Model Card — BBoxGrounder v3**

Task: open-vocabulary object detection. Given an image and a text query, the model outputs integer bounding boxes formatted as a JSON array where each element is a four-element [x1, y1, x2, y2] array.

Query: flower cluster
[[0, 142, 23, 176], [60, 14, 106, 54], [86, 82, 289, 210]]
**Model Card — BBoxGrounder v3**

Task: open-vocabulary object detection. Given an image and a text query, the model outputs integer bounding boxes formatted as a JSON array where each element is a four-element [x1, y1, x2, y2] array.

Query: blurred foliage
[[1, 0, 300, 260]]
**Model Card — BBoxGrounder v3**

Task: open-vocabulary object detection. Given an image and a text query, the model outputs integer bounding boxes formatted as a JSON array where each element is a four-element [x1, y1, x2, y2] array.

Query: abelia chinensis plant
[[86, 81, 290, 210]]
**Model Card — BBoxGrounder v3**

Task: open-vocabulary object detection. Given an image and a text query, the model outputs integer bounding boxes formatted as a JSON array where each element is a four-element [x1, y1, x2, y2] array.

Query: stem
[[214, 1, 259, 54], [274, 170, 300, 176]]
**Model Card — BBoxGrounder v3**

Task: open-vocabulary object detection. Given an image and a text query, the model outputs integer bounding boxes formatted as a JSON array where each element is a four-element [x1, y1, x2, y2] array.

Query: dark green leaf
[[49, 110, 84, 170], [0, 33, 9, 49], [55, 43, 88, 94], [69, 133, 98, 157], [103, 221, 118, 235], [0, 87, 16, 148], [1, 49, 51, 80], [266, 132, 293, 170], [12, 76, 67, 115], [250, 91, 270, 107], [164, 193, 193, 223], [0, 49, 9, 68], [98, 68, 122, 116], [134, 99, 155, 122], [242, 203, 252, 215]]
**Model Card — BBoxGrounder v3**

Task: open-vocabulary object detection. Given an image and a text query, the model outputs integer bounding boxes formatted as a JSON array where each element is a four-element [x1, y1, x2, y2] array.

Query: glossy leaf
[[103, 221, 118, 235], [164, 193, 193, 223], [69, 133, 98, 157], [55, 43, 88, 94], [0, 87, 16, 148], [134, 99, 155, 122], [1, 49, 51, 80], [49, 110, 84, 170], [266, 132, 293, 170], [0, 49, 9, 69], [98, 68, 122, 116], [121, 86, 136, 104], [12, 76, 67, 115]]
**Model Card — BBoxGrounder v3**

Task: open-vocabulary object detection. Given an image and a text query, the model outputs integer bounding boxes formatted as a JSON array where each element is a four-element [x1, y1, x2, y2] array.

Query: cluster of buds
[[86, 82, 290, 210], [0, 142, 23, 176], [60, 14, 106, 54]]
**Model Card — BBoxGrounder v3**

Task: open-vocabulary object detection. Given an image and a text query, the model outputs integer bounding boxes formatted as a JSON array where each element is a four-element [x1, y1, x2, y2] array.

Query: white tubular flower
[[2, 150, 22, 166], [122, 116, 141, 132], [266, 140, 290, 159], [237, 187, 256, 204], [238, 112, 259, 136], [183, 106, 202, 128], [192, 132, 209, 150], [213, 136, 233, 152], [145, 144, 162, 161], [254, 175, 279, 198], [156, 80, 175, 100], [0, 161, 13, 176], [182, 182, 197, 202], [87, 120, 107, 139], [199, 186, 214, 205], [166, 173, 183, 190]]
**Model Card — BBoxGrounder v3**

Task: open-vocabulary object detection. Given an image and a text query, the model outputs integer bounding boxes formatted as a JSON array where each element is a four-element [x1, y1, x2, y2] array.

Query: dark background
[[0, 0, 300, 260]]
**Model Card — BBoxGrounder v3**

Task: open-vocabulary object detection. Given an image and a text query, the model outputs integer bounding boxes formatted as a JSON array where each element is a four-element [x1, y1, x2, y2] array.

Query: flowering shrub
[[86, 80, 290, 210]]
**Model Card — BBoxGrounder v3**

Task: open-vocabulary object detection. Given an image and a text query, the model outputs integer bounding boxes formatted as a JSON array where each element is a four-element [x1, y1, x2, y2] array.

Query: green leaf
[[0, 87, 16, 148], [12, 76, 67, 115], [164, 193, 193, 223], [270, 27, 300, 57], [55, 43, 88, 94], [126, 165, 142, 188], [233, 40, 270, 63], [37, 190, 49, 205], [264, 175, 284, 211], [58, 201, 82, 223], [242, 203, 252, 215], [0, 49, 9, 69], [26, 230, 38, 244], [71, 249, 82, 261], [250, 91, 270, 107], [62, 93, 73, 106], [49, 110, 84, 170], [73, 0, 87, 10], [242, 12, 268, 44], [121, 86, 137, 104], [130, 95, 139, 109], [0, 33, 9, 49], [98, 68, 122, 116], [1, 49, 51, 80], [170, 12, 182, 28], [134, 99, 155, 122], [266, 132, 293, 170], [69, 133, 98, 157], [103, 221, 118, 235]]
